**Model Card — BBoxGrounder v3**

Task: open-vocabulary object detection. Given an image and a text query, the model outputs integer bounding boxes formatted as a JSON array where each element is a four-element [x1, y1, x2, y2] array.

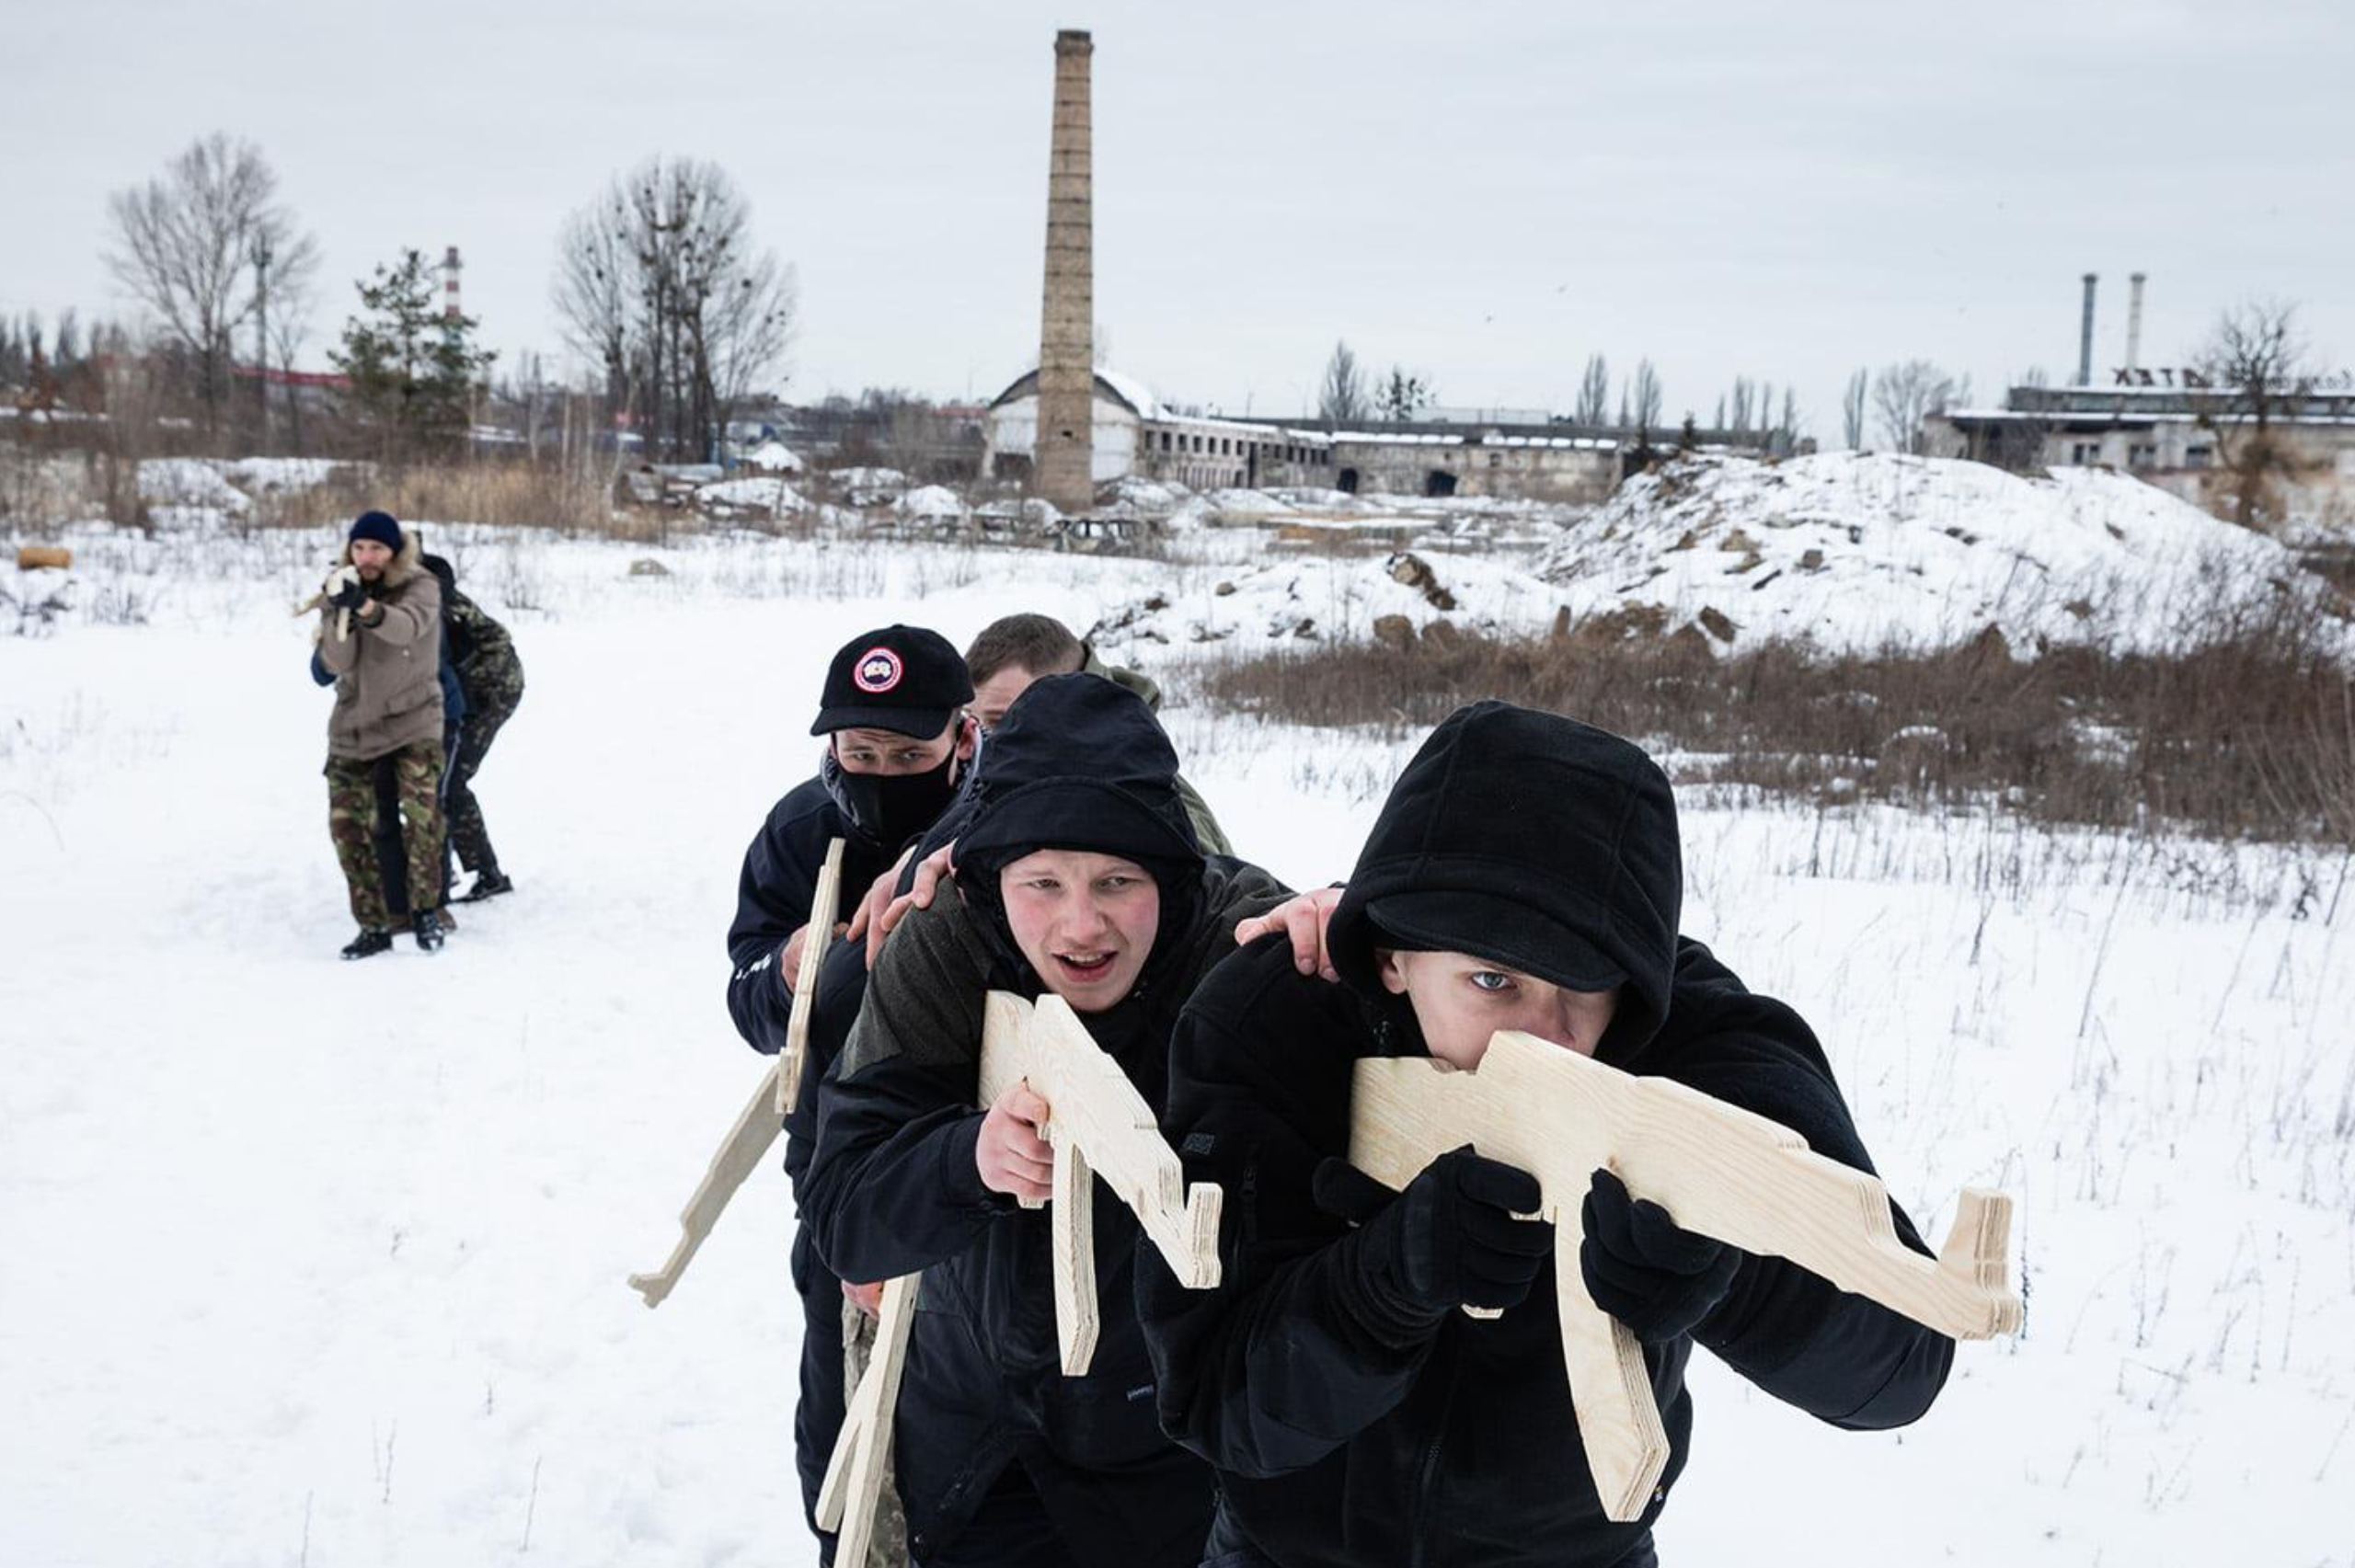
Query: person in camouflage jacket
[[421, 553, 524, 901]]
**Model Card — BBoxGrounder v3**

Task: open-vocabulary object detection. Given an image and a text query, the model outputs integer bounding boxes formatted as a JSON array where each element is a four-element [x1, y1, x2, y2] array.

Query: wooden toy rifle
[[1349, 1030, 2022, 1521], [626, 839, 844, 1307]]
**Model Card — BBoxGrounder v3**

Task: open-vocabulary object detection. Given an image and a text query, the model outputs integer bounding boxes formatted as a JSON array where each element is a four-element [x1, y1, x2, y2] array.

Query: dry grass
[[1202, 598, 2355, 844], [252, 458, 641, 537]]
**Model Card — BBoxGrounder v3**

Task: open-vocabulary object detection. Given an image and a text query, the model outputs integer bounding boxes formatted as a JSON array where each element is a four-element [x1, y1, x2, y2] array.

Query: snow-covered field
[[3, 510, 2351, 1567]]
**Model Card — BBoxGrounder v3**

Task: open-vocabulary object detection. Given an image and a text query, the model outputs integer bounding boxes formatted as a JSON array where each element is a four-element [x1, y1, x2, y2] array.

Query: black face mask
[[827, 749, 960, 849]]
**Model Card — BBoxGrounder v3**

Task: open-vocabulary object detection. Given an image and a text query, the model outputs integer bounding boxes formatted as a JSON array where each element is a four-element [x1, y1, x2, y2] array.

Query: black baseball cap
[[810, 624, 975, 738]]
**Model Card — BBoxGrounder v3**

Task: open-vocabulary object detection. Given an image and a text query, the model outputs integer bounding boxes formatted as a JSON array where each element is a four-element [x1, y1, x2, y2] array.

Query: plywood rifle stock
[[626, 839, 844, 1307], [975, 990, 1223, 1374], [819, 989, 1228, 1551], [1349, 1030, 2021, 1522]]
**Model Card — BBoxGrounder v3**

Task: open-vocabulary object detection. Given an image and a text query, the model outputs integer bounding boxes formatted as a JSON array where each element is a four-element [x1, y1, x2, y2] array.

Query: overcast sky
[[5, 0, 2349, 440]]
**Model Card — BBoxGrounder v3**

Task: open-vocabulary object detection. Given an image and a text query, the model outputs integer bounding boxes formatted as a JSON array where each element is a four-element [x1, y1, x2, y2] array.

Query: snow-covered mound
[[695, 476, 807, 516], [1099, 475, 1187, 515], [1089, 548, 1559, 649], [137, 458, 251, 521], [1264, 486, 1366, 511], [222, 456, 344, 495], [1537, 452, 2339, 655], [742, 441, 802, 473], [825, 467, 907, 508], [896, 485, 967, 521]]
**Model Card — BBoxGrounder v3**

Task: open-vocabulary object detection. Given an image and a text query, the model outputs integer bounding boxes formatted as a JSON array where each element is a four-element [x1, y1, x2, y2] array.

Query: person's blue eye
[[1468, 971, 1513, 993]]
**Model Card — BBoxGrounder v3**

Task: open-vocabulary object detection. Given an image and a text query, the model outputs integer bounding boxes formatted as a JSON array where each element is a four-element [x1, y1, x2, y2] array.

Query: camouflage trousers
[[327, 740, 445, 930], [841, 1299, 910, 1568], [445, 683, 519, 875]]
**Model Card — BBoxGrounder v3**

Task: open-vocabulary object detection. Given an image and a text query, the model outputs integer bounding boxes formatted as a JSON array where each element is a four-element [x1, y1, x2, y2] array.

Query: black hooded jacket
[[801, 676, 1288, 1566], [1138, 703, 1955, 1568]]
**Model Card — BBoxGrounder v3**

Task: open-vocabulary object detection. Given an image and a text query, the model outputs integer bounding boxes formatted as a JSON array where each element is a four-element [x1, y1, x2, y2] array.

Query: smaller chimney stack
[[2125, 272, 2147, 374], [442, 246, 465, 331], [2077, 272, 2098, 386]]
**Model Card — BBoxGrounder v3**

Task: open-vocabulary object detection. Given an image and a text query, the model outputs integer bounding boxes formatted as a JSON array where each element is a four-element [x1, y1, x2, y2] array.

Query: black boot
[[413, 908, 446, 953], [341, 928, 396, 961], [456, 868, 513, 903]]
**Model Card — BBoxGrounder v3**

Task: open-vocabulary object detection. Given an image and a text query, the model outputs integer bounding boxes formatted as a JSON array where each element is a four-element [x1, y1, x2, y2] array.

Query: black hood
[[954, 673, 1207, 994], [957, 673, 1201, 873], [1328, 701, 1683, 1061]]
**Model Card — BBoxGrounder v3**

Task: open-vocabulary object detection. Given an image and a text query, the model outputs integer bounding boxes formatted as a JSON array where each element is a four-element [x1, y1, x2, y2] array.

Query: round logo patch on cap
[[854, 647, 904, 694]]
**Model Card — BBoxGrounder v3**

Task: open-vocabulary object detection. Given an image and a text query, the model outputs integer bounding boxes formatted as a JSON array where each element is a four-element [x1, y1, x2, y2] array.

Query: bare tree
[[267, 283, 314, 456], [553, 155, 797, 463], [1573, 353, 1609, 426], [2196, 298, 2312, 529], [1317, 339, 1368, 427], [1871, 360, 1957, 454], [1629, 360, 1663, 432], [103, 133, 317, 439], [1841, 368, 1868, 450], [553, 201, 634, 426]]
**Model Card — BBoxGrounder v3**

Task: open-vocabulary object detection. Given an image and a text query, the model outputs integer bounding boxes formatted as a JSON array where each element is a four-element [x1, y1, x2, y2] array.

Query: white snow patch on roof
[[1092, 367, 1163, 420]]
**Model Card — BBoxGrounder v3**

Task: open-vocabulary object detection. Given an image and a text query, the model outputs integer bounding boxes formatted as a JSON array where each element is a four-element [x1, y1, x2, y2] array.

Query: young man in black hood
[[1139, 701, 1956, 1568], [801, 673, 1289, 1568]]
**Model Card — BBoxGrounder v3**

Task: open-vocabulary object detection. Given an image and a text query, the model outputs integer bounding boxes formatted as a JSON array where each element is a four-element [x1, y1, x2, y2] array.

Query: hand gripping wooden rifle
[[817, 990, 1225, 1562], [294, 564, 362, 642], [1349, 1030, 2023, 1522], [626, 839, 844, 1307]]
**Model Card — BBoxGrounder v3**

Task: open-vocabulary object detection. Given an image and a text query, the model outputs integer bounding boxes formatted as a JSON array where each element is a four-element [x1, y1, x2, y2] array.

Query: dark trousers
[[916, 1465, 1076, 1568], [797, 1241, 851, 1563], [445, 690, 517, 876], [373, 748, 454, 920], [1198, 1506, 1654, 1568]]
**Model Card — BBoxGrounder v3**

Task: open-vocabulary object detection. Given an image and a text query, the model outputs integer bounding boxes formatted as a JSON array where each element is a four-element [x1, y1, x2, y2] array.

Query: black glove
[[1579, 1169, 1740, 1345], [1315, 1147, 1554, 1322], [327, 575, 368, 612]]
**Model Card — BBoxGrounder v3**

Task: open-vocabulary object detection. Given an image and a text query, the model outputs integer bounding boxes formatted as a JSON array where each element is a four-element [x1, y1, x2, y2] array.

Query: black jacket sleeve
[[1660, 949, 1957, 1429], [723, 787, 831, 1055], [1143, 944, 1442, 1479], [800, 893, 1014, 1284]]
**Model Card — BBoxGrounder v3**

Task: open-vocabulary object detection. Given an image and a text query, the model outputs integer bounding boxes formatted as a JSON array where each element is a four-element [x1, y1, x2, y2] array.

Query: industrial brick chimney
[[442, 246, 465, 329], [1035, 29, 1096, 515], [2126, 272, 2147, 375], [2077, 272, 2098, 386]]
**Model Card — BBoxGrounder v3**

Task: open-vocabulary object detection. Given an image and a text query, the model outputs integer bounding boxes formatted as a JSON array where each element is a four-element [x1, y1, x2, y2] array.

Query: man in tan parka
[[316, 509, 448, 958]]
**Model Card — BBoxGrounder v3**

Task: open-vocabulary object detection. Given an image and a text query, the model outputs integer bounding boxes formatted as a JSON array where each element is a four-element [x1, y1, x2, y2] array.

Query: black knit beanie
[[349, 509, 404, 552]]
